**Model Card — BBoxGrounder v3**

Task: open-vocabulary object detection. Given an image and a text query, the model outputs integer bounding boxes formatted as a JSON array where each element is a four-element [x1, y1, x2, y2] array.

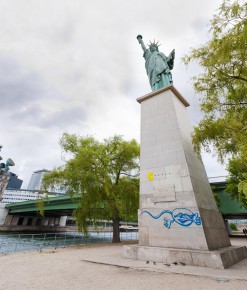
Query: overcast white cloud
[[0, 0, 228, 188]]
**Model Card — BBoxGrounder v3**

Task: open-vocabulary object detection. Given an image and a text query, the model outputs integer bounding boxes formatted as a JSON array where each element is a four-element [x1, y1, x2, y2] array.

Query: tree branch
[[120, 172, 140, 178]]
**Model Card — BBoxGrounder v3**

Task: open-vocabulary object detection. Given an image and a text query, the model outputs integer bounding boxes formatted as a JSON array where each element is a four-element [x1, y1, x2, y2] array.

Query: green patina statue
[[137, 35, 175, 91], [0, 145, 15, 198]]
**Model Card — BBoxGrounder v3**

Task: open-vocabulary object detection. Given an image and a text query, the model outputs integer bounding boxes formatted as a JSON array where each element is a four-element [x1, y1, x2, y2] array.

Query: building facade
[[27, 169, 50, 191], [1, 189, 57, 204], [6, 172, 23, 190]]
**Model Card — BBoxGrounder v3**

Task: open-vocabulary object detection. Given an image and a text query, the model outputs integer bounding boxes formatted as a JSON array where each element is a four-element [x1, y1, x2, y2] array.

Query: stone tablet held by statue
[[137, 35, 175, 91]]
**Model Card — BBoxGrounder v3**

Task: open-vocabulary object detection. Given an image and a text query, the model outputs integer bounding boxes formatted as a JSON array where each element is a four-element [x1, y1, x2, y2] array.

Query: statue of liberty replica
[[137, 35, 175, 91], [0, 145, 15, 200], [123, 34, 247, 269]]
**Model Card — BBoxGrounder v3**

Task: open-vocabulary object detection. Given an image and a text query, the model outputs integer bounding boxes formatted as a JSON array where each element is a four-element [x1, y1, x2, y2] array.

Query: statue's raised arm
[[136, 34, 175, 92], [137, 35, 147, 53]]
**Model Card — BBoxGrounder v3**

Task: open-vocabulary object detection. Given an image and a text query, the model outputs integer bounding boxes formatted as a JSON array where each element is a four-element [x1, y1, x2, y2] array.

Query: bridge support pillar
[[41, 218, 49, 226], [11, 216, 19, 226], [59, 216, 67, 226], [22, 217, 28, 226], [4, 214, 13, 226]]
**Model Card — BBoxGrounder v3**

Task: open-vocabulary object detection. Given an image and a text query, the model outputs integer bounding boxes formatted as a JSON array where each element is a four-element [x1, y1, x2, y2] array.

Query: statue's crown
[[148, 39, 161, 50]]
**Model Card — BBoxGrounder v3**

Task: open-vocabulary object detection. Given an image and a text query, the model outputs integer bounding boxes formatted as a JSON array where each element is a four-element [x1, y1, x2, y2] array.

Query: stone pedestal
[[123, 86, 247, 268], [0, 203, 8, 225], [0, 170, 10, 200]]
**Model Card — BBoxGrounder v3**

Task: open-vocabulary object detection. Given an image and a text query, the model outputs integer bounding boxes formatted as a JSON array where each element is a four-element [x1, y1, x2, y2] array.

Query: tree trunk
[[112, 217, 121, 243]]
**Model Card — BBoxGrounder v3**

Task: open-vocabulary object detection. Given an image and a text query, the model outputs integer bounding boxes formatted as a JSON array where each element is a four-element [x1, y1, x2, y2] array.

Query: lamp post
[[0, 145, 15, 200]]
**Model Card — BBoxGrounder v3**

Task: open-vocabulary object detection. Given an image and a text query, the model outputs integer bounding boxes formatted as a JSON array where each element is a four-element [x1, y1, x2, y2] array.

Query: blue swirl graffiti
[[140, 208, 202, 229]]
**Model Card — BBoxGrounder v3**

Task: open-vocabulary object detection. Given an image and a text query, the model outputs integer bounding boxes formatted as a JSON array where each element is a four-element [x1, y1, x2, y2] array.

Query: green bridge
[[5, 194, 80, 216], [212, 182, 247, 219], [3, 182, 247, 229]]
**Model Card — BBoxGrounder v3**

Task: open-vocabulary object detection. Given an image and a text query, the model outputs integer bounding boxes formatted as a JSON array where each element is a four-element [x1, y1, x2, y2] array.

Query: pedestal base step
[[123, 245, 247, 269]]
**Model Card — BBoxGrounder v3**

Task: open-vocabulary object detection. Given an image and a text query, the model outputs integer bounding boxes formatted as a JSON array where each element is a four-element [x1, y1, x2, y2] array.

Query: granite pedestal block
[[123, 244, 247, 269], [123, 86, 247, 268]]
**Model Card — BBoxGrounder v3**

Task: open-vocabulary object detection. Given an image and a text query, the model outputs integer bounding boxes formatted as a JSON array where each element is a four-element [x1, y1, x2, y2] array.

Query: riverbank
[[0, 238, 247, 290], [0, 232, 138, 254]]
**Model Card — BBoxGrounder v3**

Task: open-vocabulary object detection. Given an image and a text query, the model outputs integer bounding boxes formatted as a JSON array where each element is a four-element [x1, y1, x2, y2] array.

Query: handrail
[[0, 231, 138, 254]]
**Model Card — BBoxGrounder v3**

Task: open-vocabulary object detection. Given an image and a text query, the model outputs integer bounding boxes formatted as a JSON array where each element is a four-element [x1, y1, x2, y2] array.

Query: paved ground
[[0, 237, 247, 290]]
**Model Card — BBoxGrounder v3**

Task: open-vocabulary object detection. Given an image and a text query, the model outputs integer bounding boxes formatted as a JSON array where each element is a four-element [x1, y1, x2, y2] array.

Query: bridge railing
[[0, 231, 138, 254]]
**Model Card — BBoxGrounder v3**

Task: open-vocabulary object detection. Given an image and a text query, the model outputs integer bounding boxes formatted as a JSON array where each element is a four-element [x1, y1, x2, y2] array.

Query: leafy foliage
[[229, 222, 238, 231], [183, 0, 247, 206], [43, 134, 140, 242]]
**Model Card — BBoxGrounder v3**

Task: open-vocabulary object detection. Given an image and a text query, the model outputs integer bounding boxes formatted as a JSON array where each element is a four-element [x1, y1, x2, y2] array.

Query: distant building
[[26, 169, 66, 194], [1, 189, 58, 204], [6, 172, 23, 190], [27, 169, 50, 191]]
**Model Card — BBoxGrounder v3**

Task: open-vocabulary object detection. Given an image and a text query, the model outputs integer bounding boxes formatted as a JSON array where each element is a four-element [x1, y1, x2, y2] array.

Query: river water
[[0, 231, 138, 254]]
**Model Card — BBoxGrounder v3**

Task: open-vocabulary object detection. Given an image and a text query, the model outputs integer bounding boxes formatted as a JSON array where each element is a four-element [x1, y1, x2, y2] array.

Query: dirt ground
[[0, 238, 247, 290]]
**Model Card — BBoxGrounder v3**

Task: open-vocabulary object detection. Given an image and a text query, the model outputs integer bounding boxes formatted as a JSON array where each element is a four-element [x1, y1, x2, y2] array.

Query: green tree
[[183, 0, 247, 206], [43, 133, 140, 243]]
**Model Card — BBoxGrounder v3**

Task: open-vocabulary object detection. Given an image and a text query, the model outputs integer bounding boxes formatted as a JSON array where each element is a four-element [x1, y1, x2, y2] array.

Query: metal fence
[[0, 231, 138, 254]]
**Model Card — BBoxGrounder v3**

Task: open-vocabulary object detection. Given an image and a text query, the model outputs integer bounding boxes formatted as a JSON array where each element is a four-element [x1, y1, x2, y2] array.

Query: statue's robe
[[144, 50, 174, 91]]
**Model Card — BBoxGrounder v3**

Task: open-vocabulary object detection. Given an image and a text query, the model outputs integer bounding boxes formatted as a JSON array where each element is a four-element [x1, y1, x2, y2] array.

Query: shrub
[[229, 222, 238, 231]]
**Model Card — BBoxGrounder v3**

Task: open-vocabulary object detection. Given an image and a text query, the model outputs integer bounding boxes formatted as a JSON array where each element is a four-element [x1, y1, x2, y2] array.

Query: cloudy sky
[[0, 0, 228, 188]]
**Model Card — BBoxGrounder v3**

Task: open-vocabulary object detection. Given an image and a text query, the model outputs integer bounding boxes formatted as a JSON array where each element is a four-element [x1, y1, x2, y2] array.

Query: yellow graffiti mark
[[147, 171, 154, 181]]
